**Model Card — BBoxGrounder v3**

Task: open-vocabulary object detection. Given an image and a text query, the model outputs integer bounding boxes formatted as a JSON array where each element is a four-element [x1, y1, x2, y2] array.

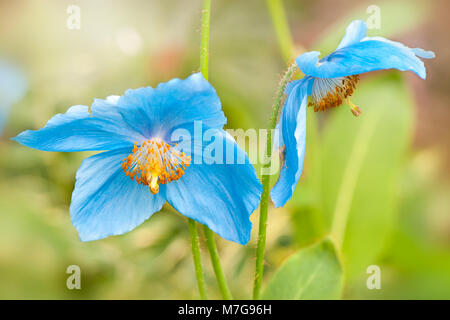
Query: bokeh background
[[0, 0, 449, 299]]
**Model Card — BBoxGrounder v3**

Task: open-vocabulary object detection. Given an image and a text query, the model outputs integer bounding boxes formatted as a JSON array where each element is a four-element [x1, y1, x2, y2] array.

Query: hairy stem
[[253, 64, 297, 299], [188, 219, 208, 299], [199, 0, 233, 300], [200, 0, 211, 78], [204, 226, 233, 300], [186, 0, 214, 301]]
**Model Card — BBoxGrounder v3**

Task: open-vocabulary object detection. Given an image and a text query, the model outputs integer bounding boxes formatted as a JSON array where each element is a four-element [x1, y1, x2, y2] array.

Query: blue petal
[[296, 38, 434, 79], [70, 148, 166, 241], [13, 97, 145, 152], [363, 36, 436, 59], [411, 47, 436, 59], [115, 73, 226, 141], [271, 77, 313, 207], [273, 78, 301, 151], [165, 128, 261, 245], [336, 20, 367, 50]]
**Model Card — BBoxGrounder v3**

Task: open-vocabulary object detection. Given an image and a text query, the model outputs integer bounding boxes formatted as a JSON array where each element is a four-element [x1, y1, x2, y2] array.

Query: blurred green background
[[0, 0, 449, 299]]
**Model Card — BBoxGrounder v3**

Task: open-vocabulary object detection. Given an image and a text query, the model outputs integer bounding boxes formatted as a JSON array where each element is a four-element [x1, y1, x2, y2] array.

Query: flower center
[[308, 75, 360, 112], [122, 138, 191, 194]]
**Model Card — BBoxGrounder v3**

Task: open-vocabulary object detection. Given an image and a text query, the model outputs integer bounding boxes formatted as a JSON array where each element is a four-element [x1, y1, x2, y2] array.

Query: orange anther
[[121, 139, 191, 194]]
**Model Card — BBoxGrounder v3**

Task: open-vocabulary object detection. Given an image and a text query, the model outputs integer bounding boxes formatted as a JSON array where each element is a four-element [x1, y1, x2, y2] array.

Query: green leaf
[[321, 73, 413, 278], [262, 238, 343, 300], [291, 205, 324, 247]]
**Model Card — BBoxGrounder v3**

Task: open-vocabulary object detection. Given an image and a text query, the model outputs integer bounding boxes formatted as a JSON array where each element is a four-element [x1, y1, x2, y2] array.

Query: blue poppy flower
[[13, 73, 262, 245], [271, 20, 435, 208], [0, 60, 27, 134]]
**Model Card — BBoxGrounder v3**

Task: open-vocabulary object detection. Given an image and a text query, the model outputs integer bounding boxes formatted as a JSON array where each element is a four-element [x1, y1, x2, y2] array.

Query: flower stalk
[[253, 64, 297, 299], [187, 219, 208, 299], [186, 0, 213, 301], [253, 0, 299, 300], [197, 0, 233, 300], [200, 0, 211, 77], [204, 226, 233, 300]]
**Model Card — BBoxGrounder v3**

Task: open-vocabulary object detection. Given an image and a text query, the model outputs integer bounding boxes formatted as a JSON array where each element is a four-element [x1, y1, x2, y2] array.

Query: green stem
[[187, 219, 208, 299], [186, 0, 213, 301], [266, 0, 296, 63], [200, 0, 211, 78], [199, 0, 233, 300], [203, 226, 233, 300], [253, 64, 297, 300]]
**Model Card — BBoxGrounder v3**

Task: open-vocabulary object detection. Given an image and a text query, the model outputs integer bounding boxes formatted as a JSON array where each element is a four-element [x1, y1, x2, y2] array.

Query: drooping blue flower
[[271, 20, 435, 208], [0, 60, 27, 134], [14, 73, 262, 245]]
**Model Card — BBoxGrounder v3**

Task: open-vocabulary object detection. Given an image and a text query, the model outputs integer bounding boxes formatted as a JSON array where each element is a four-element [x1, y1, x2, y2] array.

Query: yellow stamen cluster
[[308, 75, 360, 112], [122, 139, 191, 194]]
